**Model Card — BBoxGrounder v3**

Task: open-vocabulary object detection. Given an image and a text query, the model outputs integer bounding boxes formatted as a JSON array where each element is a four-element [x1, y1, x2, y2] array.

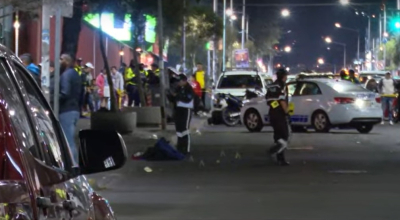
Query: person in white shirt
[[111, 66, 125, 109], [378, 72, 397, 125]]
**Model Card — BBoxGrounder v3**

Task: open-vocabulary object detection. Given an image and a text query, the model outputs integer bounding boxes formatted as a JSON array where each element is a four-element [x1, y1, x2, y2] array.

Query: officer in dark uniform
[[266, 68, 290, 166], [167, 74, 195, 155]]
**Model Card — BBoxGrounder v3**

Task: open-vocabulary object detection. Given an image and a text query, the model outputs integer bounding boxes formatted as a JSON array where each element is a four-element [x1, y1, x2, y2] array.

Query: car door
[[292, 82, 324, 125], [11, 61, 92, 220], [286, 82, 303, 123]]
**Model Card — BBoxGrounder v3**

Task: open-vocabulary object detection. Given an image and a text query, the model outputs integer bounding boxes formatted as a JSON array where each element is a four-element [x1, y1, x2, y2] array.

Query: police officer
[[168, 74, 195, 155], [266, 69, 290, 166], [348, 69, 360, 84], [125, 60, 139, 106]]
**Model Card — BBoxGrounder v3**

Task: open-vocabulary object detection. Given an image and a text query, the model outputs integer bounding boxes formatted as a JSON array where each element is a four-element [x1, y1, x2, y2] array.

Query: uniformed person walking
[[168, 74, 195, 155], [266, 69, 291, 166]]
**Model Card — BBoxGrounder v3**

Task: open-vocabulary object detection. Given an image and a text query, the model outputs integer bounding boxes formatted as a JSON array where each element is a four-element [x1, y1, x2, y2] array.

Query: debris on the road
[[220, 150, 226, 157], [199, 160, 205, 167], [144, 166, 153, 173], [151, 134, 158, 140], [189, 155, 195, 162], [216, 160, 220, 164], [235, 152, 241, 159], [329, 170, 367, 174]]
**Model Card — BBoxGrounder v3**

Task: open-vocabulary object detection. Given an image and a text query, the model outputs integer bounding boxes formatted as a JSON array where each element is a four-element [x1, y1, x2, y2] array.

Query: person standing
[[189, 75, 202, 115], [125, 60, 139, 106], [348, 69, 360, 84], [194, 63, 206, 106], [169, 74, 194, 155], [82, 63, 94, 114], [378, 72, 397, 125], [20, 53, 41, 86], [59, 54, 82, 166], [266, 69, 290, 166], [111, 66, 124, 109]]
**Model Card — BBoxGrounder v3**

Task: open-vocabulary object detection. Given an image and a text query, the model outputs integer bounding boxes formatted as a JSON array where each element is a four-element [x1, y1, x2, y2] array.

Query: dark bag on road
[[141, 137, 185, 161]]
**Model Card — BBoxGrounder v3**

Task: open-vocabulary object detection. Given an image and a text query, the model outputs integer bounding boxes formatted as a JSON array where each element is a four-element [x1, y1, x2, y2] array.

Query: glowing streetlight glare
[[281, 9, 290, 17], [284, 46, 291, 53], [325, 37, 332, 43], [383, 32, 389, 37], [335, 23, 341, 28], [318, 58, 325, 64], [119, 51, 124, 56], [286, 67, 290, 71], [230, 14, 237, 20], [339, 0, 349, 5], [226, 8, 233, 16], [13, 21, 20, 29], [276, 63, 281, 68]]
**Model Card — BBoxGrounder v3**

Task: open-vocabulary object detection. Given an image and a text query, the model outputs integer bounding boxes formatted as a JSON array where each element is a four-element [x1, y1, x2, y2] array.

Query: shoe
[[390, 121, 394, 125], [381, 121, 385, 125], [278, 160, 290, 166], [276, 139, 288, 154]]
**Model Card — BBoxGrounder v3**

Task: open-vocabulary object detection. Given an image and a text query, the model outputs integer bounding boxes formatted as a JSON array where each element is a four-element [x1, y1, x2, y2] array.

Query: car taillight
[[334, 97, 354, 104], [375, 97, 381, 103]]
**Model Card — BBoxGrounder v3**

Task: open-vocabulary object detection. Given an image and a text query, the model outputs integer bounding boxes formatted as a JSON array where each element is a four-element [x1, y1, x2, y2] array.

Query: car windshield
[[327, 81, 368, 93], [218, 74, 262, 89]]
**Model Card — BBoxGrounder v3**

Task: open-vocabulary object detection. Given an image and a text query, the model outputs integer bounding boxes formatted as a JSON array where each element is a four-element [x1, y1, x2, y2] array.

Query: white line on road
[[289, 146, 314, 150]]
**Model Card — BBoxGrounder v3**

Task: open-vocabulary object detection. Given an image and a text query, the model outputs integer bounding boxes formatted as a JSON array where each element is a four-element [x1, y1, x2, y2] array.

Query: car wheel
[[244, 109, 263, 132], [291, 126, 307, 133], [312, 111, 331, 133], [356, 124, 374, 134]]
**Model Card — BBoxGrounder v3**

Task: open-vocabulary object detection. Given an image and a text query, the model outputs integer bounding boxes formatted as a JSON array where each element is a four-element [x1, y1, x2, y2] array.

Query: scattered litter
[[195, 129, 202, 135], [144, 166, 153, 173], [235, 152, 241, 159], [216, 160, 220, 164], [199, 160, 205, 167], [220, 150, 226, 157], [151, 134, 158, 140], [189, 155, 195, 162]]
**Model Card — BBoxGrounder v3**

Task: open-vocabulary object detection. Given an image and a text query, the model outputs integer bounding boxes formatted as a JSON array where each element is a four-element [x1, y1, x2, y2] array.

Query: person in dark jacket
[[20, 53, 41, 86], [168, 74, 194, 155], [348, 69, 360, 84], [59, 54, 82, 166]]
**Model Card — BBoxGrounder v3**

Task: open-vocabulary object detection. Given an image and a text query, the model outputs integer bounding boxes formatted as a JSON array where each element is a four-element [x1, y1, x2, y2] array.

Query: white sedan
[[240, 78, 382, 133]]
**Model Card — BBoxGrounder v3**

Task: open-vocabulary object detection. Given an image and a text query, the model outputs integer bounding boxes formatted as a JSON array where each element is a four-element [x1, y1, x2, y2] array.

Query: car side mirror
[[78, 130, 127, 175]]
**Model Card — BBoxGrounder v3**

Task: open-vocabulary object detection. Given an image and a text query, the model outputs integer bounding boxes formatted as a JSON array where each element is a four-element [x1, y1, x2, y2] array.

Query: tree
[[169, 5, 222, 70], [379, 38, 397, 70]]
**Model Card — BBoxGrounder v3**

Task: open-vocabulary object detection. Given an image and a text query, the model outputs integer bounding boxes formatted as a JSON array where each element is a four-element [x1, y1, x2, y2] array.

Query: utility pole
[[230, 0, 233, 27], [241, 0, 245, 49], [213, 0, 218, 82], [246, 15, 249, 41], [182, 0, 186, 72], [222, 0, 226, 72], [383, 4, 387, 69], [41, 1, 51, 102], [158, 0, 166, 130], [368, 17, 371, 52], [53, 8, 62, 118]]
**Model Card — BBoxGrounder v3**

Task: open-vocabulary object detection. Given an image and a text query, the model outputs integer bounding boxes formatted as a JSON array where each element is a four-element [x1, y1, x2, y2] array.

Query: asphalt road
[[90, 124, 400, 220]]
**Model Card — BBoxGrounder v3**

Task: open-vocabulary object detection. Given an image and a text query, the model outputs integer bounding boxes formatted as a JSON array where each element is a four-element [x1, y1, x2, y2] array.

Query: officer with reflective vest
[[266, 68, 291, 166], [139, 63, 149, 85], [74, 58, 83, 75], [147, 63, 160, 86], [348, 69, 360, 84], [125, 60, 140, 106]]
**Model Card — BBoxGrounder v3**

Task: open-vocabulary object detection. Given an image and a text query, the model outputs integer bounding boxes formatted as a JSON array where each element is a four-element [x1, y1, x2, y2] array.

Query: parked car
[[0, 44, 128, 219], [241, 78, 382, 133]]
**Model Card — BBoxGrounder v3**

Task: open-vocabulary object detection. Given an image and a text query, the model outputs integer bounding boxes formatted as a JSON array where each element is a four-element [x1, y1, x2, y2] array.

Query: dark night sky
[[239, 0, 392, 69]]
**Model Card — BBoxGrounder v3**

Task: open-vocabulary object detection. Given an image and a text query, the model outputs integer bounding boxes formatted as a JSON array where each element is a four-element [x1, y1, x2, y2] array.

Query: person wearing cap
[[125, 60, 139, 106], [147, 63, 160, 86], [82, 62, 95, 114], [168, 74, 195, 155], [266, 68, 291, 166], [74, 58, 83, 76]]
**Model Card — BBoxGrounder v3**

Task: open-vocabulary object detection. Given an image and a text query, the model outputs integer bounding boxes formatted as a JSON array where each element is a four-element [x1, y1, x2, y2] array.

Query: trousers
[[127, 84, 140, 107], [269, 112, 290, 160], [175, 107, 192, 155], [59, 111, 80, 166]]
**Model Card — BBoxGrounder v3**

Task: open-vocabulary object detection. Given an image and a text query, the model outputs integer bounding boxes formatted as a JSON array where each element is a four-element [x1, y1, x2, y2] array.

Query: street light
[[281, 9, 290, 17], [339, 0, 349, 5], [318, 58, 325, 65], [284, 46, 291, 53], [230, 14, 237, 20], [13, 18, 20, 57], [324, 36, 347, 68], [226, 8, 233, 16], [334, 22, 360, 61]]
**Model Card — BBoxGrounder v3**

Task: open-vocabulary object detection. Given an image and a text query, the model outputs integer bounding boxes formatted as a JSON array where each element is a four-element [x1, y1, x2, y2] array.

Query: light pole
[[241, 0, 245, 49], [223, 0, 226, 71], [334, 22, 359, 61], [325, 37, 347, 68], [13, 12, 19, 57], [284, 46, 291, 53], [318, 58, 324, 65]]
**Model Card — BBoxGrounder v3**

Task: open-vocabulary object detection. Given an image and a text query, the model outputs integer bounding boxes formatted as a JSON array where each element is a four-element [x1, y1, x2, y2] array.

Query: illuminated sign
[[84, 13, 132, 41]]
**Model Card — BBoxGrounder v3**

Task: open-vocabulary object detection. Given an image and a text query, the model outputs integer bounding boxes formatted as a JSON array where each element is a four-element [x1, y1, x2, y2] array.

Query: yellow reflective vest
[[195, 70, 205, 89], [74, 65, 82, 75], [124, 67, 136, 85]]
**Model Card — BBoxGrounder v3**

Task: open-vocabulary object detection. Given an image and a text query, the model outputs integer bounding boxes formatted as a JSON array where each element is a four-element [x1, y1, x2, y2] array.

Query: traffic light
[[390, 15, 400, 31]]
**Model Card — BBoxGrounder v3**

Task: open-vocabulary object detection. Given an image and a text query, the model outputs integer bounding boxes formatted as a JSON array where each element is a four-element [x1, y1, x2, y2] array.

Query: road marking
[[289, 146, 314, 150], [329, 170, 368, 174]]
